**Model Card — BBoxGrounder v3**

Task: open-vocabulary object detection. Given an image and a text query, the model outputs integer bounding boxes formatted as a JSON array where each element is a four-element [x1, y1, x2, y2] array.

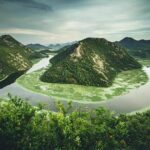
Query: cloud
[[0, 28, 54, 36], [0, 0, 149, 44], [0, 0, 52, 11]]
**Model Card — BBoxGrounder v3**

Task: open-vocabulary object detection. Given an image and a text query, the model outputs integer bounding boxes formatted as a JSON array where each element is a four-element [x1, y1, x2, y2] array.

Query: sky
[[0, 0, 150, 45]]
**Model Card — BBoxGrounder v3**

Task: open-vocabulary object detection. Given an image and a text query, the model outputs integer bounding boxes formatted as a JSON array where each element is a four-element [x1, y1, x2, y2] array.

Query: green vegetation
[[0, 35, 32, 80], [17, 68, 148, 102], [0, 97, 149, 150], [118, 37, 150, 58], [41, 38, 141, 87], [137, 58, 150, 67], [29, 51, 49, 60], [31, 58, 42, 64]]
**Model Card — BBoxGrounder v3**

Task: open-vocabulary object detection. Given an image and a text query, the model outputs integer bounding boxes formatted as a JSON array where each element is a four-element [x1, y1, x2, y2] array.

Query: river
[[26, 55, 54, 74], [0, 55, 150, 113]]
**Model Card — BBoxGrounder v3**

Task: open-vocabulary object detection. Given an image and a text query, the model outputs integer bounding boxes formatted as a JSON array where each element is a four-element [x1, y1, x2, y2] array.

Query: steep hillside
[[0, 35, 32, 80], [117, 37, 150, 58], [41, 38, 141, 87]]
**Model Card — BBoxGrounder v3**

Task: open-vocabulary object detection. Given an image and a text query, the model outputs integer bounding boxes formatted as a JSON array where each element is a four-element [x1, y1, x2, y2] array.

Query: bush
[[0, 97, 149, 150]]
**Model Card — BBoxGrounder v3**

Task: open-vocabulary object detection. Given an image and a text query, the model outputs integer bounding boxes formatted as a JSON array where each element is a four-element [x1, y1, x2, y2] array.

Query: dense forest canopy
[[0, 96, 149, 150]]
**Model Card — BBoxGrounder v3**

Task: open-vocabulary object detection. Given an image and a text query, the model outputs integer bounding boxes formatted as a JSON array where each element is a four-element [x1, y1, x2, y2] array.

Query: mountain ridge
[[117, 37, 150, 58], [26, 43, 48, 51]]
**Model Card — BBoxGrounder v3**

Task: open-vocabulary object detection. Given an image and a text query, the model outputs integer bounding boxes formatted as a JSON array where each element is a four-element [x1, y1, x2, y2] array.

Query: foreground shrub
[[0, 97, 149, 150]]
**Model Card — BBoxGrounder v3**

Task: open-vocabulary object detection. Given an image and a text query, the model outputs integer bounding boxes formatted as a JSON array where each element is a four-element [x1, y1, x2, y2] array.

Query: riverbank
[[0, 54, 150, 113], [0, 67, 149, 113], [17, 67, 148, 102], [0, 70, 26, 89]]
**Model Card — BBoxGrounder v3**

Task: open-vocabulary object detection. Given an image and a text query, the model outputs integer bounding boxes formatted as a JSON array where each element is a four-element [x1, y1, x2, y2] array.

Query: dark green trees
[[0, 97, 149, 150]]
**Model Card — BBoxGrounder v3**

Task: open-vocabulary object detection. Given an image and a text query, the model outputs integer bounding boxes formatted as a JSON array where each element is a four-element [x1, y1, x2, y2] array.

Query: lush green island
[[17, 68, 148, 102], [41, 38, 141, 87]]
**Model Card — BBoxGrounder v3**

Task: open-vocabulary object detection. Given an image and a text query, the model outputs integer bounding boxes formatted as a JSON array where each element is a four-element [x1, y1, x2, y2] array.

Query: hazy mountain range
[[26, 42, 77, 51], [26, 37, 150, 59]]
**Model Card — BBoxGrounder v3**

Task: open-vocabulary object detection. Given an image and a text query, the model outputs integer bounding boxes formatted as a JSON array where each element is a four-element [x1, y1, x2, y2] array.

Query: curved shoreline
[[0, 66, 149, 113], [0, 54, 150, 113]]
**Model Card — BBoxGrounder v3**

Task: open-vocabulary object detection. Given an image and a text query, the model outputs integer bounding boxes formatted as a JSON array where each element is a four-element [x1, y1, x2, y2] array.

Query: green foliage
[[0, 97, 149, 150], [0, 35, 32, 80], [118, 37, 150, 58], [41, 38, 141, 87]]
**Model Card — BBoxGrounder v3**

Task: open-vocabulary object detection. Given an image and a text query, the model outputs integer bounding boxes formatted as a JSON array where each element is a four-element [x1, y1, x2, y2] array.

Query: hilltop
[[41, 38, 141, 87]]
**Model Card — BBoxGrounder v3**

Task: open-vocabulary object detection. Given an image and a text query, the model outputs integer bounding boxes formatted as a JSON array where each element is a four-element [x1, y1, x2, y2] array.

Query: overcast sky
[[0, 0, 150, 44]]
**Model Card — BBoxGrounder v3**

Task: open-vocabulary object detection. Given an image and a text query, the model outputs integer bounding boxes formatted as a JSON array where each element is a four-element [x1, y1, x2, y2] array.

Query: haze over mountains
[[26, 37, 150, 59], [26, 42, 77, 51], [26, 44, 48, 51], [41, 38, 141, 87]]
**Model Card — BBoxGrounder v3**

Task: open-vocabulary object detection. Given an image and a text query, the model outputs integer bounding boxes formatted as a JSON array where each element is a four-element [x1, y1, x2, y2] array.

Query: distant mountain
[[26, 42, 76, 52], [48, 41, 77, 51], [26, 44, 56, 59], [41, 38, 141, 87], [26, 43, 74, 60], [26, 44, 48, 51], [0, 35, 32, 80], [117, 37, 150, 58]]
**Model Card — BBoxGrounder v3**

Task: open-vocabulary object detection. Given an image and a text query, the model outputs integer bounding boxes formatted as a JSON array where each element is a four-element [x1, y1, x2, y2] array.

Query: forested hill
[[117, 37, 150, 58], [41, 38, 141, 87], [26, 43, 48, 51], [0, 35, 32, 80]]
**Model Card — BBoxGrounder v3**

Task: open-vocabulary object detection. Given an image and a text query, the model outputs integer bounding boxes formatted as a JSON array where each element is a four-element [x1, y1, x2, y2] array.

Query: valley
[[0, 36, 149, 114], [0, 53, 149, 113]]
